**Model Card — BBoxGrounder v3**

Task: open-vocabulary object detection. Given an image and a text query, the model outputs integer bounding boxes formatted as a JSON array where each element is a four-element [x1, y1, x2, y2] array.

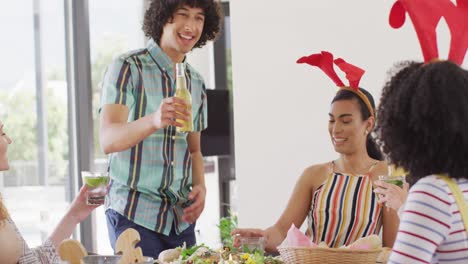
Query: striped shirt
[[3, 218, 59, 264], [100, 39, 208, 235], [308, 166, 383, 247], [389, 175, 468, 264]]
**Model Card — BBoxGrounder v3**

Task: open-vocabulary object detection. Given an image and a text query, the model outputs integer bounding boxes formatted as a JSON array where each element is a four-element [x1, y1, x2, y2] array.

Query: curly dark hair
[[332, 88, 384, 161], [143, 0, 222, 49], [376, 61, 468, 181]]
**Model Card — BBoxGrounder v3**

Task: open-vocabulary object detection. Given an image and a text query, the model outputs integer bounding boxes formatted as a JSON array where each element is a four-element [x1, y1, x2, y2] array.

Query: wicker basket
[[278, 246, 382, 264]]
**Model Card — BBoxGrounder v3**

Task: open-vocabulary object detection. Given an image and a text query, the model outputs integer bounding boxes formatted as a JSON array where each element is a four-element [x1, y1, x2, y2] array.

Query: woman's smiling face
[[328, 98, 372, 155]]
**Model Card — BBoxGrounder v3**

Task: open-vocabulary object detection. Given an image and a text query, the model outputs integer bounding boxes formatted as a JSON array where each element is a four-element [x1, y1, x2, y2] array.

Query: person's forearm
[[383, 209, 399, 247], [191, 151, 205, 188], [264, 225, 286, 253], [101, 113, 157, 154], [47, 211, 80, 249]]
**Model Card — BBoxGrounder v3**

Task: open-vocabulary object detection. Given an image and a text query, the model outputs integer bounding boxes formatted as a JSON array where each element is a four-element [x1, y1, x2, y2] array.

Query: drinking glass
[[81, 171, 110, 205], [240, 237, 266, 254], [378, 175, 405, 188], [380, 165, 407, 188]]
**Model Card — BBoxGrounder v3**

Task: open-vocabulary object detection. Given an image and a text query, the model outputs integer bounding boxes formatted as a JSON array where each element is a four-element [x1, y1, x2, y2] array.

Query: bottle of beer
[[175, 63, 193, 132]]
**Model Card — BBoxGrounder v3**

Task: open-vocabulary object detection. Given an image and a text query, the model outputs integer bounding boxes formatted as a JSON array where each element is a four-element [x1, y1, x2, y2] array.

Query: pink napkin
[[280, 224, 315, 247]]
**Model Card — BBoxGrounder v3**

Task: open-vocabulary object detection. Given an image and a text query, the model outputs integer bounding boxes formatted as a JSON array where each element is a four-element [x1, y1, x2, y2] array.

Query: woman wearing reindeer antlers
[[231, 51, 399, 253], [378, 0, 468, 263]]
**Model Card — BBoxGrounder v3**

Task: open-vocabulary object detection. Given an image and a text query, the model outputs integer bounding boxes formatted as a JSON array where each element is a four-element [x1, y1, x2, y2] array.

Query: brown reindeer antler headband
[[297, 51, 374, 117], [389, 0, 468, 65]]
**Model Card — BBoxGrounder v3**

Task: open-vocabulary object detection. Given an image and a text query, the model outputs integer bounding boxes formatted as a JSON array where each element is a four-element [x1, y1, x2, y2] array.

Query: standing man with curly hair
[[99, 0, 222, 257]]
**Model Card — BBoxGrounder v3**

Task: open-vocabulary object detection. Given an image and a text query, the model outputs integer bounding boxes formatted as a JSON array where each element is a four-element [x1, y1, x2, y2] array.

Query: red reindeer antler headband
[[297, 51, 374, 117], [389, 0, 468, 65]]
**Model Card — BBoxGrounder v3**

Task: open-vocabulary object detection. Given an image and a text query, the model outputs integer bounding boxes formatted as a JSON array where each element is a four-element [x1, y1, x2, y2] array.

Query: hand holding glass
[[377, 174, 407, 210], [81, 171, 110, 205]]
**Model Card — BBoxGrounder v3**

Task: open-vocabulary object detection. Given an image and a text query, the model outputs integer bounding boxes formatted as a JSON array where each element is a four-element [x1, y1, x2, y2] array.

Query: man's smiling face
[[160, 5, 205, 62]]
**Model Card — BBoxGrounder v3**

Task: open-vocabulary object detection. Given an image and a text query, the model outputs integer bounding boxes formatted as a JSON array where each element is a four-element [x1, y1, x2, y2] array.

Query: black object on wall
[[201, 89, 231, 157]]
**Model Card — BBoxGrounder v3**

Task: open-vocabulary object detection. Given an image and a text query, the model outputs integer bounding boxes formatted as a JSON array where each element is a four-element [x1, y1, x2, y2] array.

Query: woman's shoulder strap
[[367, 161, 380, 173]]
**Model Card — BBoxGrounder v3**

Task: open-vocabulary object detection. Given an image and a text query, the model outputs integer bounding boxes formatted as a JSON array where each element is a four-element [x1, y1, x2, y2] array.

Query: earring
[[365, 130, 369, 135]]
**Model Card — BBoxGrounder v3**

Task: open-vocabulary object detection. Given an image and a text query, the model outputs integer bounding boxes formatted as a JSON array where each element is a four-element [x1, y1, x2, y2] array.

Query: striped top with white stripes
[[389, 175, 468, 264], [1, 218, 59, 264], [308, 162, 383, 248]]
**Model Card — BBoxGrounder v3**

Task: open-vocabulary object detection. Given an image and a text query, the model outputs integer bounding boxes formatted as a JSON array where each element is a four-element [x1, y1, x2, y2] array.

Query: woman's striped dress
[[307, 162, 383, 248]]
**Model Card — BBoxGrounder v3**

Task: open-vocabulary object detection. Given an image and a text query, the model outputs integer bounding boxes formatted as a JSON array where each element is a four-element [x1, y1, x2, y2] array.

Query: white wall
[[229, 0, 464, 229], [187, 41, 216, 89], [186, 45, 220, 248]]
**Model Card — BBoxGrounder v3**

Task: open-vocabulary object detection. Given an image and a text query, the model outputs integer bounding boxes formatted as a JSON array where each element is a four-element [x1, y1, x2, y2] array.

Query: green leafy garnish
[[218, 210, 238, 248], [181, 244, 206, 259]]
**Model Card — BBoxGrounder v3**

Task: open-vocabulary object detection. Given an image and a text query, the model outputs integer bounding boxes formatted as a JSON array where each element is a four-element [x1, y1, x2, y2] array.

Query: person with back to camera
[[231, 51, 399, 253], [378, 60, 468, 264], [0, 122, 100, 264], [377, 0, 468, 262], [99, 0, 222, 258]]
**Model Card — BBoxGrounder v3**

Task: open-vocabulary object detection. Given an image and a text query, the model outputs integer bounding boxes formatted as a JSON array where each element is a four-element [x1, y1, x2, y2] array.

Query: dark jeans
[[105, 209, 196, 258]]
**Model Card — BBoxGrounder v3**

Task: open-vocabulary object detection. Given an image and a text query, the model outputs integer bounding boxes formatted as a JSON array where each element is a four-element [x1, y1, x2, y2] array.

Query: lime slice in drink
[[386, 179, 404, 188], [84, 176, 109, 188]]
